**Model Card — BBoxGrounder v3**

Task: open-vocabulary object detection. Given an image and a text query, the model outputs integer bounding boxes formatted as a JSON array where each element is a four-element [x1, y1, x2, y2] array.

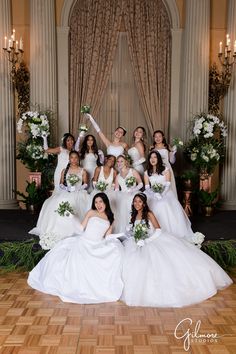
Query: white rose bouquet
[[55, 201, 74, 217], [125, 176, 136, 188]]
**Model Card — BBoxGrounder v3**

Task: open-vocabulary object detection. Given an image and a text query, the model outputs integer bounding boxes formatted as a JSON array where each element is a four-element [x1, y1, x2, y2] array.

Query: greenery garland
[[0, 238, 47, 272], [0, 239, 235, 272]]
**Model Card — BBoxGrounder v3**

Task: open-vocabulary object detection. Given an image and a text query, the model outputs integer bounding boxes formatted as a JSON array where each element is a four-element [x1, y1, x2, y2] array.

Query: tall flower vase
[[199, 170, 212, 192], [183, 191, 192, 217]]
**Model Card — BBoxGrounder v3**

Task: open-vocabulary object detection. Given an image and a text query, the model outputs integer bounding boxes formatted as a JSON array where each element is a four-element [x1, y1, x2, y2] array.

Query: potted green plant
[[15, 181, 46, 213], [198, 188, 218, 216], [180, 169, 198, 191]]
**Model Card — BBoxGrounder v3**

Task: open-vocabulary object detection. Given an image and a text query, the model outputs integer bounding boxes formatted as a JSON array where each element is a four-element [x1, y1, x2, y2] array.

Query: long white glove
[[76, 183, 88, 191], [127, 182, 143, 193], [85, 113, 101, 133], [42, 135, 48, 150], [98, 149, 104, 164], [132, 157, 146, 167], [74, 131, 86, 152], [169, 145, 177, 164], [59, 183, 68, 191]]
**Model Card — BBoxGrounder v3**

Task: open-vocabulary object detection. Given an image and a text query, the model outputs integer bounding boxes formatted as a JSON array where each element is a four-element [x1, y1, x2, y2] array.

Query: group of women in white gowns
[[28, 192, 232, 308]]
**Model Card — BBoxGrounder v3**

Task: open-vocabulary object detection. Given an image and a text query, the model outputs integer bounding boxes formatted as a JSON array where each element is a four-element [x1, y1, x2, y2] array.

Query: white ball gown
[[53, 147, 70, 191], [81, 152, 100, 192], [128, 146, 145, 176], [29, 168, 90, 249], [28, 216, 124, 304], [121, 220, 232, 307], [153, 148, 177, 197], [114, 169, 142, 233], [144, 170, 195, 243], [107, 144, 124, 158]]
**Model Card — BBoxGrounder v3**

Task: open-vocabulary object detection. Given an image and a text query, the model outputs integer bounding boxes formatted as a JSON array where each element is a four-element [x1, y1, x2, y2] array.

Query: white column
[[222, 0, 236, 210], [0, 0, 18, 209], [179, 0, 210, 140], [30, 0, 57, 143]]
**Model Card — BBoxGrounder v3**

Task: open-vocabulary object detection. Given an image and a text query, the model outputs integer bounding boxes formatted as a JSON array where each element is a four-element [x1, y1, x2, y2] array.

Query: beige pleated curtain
[[69, 0, 171, 139]]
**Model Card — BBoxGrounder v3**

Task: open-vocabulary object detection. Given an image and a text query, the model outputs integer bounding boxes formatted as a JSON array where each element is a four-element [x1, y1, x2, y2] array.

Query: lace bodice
[[128, 147, 145, 165], [97, 167, 114, 190], [145, 171, 167, 187], [82, 216, 110, 242], [117, 168, 135, 191], [66, 168, 83, 187], [107, 145, 124, 158], [153, 148, 170, 167], [81, 153, 97, 177]]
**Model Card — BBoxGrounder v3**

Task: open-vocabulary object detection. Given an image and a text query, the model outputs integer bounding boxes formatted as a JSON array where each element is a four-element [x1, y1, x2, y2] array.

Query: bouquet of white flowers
[[55, 201, 74, 217], [192, 232, 205, 248], [125, 176, 136, 188], [96, 181, 108, 192], [80, 105, 91, 114], [67, 174, 80, 186], [172, 137, 184, 148], [133, 221, 149, 246], [17, 111, 50, 138], [151, 183, 165, 194], [39, 231, 62, 250]]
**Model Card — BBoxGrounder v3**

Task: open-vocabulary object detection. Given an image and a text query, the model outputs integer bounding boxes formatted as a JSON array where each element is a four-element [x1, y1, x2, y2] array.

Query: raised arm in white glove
[[85, 113, 101, 133], [127, 182, 143, 193], [42, 134, 49, 150], [74, 131, 86, 152], [169, 145, 177, 164]]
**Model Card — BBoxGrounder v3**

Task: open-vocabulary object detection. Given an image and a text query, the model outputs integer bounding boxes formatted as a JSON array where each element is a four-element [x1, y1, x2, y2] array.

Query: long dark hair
[[63, 150, 80, 186], [61, 133, 75, 149], [133, 126, 146, 151], [151, 130, 170, 151], [80, 134, 101, 166], [147, 151, 165, 176], [130, 193, 150, 228], [91, 192, 114, 225]]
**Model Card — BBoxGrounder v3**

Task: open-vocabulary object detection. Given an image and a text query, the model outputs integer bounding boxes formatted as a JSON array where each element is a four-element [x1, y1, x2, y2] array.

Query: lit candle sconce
[[2, 28, 24, 85], [217, 33, 236, 91]]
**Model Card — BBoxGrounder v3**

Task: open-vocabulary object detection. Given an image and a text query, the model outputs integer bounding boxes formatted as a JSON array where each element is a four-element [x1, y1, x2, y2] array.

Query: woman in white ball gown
[[128, 126, 146, 176], [79, 134, 104, 192], [85, 113, 128, 157], [42, 133, 79, 192], [121, 193, 232, 307], [29, 151, 90, 249], [149, 130, 177, 197], [144, 150, 198, 244], [113, 155, 143, 233], [28, 193, 124, 304]]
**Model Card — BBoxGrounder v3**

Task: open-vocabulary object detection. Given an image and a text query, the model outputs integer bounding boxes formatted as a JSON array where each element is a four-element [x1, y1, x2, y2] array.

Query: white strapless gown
[[29, 168, 90, 249], [53, 148, 70, 191], [144, 171, 195, 243], [113, 169, 141, 233], [28, 216, 124, 304], [81, 153, 99, 192], [128, 146, 145, 176], [153, 148, 177, 197], [121, 221, 232, 307], [107, 144, 124, 158]]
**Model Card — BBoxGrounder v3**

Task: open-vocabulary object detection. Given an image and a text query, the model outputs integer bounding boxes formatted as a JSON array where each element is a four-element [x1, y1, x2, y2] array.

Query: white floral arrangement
[[151, 183, 165, 194], [78, 124, 88, 134], [192, 232, 205, 248], [172, 137, 184, 148], [39, 231, 62, 250], [190, 142, 220, 164], [17, 111, 50, 138], [96, 181, 108, 192], [125, 176, 136, 188], [67, 174, 80, 186], [80, 105, 91, 114], [192, 113, 227, 139], [25, 143, 46, 160], [133, 221, 149, 247], [55, 201, 74, 217]]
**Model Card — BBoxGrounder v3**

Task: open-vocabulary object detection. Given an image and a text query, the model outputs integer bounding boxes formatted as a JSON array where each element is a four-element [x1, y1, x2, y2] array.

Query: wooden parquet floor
[[0, 272, 236, 354]]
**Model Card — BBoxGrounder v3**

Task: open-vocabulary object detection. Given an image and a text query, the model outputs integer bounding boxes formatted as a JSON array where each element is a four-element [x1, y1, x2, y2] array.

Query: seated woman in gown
[[113, 155, 143, 233], [28, 192, 124, 304], [144, 150, 200, 244], [121, 193, 232, 307], [128, 126, 146, 176], [29, 151, 90, 249], [85, 113, 128, 157], [149, 130, 177, 197]]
